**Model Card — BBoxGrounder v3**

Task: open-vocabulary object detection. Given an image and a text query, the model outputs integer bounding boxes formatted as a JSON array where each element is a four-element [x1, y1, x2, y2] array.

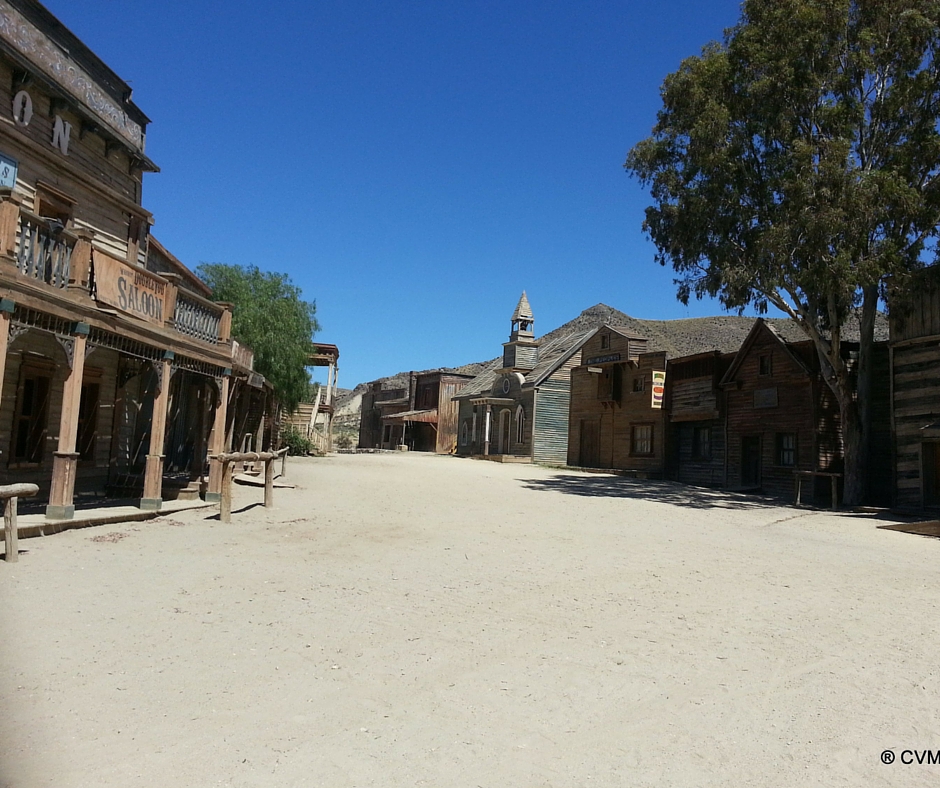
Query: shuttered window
[[631, 424, 653, 456]]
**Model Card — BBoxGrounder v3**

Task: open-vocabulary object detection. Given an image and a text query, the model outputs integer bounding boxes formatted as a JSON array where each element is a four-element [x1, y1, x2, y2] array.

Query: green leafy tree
[[626, 0, 940, 504], [197, 263, 321, 413]]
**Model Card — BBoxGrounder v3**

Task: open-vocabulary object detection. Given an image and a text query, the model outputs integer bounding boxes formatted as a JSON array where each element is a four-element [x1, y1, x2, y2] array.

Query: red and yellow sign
[[651, 370, 666, 409], [94, 251, 172, 326]]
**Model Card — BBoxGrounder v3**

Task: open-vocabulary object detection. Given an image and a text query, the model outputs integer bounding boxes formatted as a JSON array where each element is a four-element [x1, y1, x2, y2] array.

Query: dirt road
[[1, 452, 937, 787]]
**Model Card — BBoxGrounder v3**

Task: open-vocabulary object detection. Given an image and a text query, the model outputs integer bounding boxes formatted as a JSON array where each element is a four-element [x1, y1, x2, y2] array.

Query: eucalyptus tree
[[627, 0, 940, 504], [197, 263, 320, 413]]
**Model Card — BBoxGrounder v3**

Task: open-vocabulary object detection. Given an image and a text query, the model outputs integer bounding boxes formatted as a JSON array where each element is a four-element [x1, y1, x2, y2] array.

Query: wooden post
[[264, 457, 274, 508], [831, 475, 839, 511], [0, 190, 22, 264], [0, 301, 13, 419], [280, 448, 288, 479], [2, 483, 39, 563], [140, 354, 173, 511], [206, 372, 231, 502], [68, 229, 94, 295], [47, 326, 89, 520], [220, 460, 232, 523], [4, 497, 16, 563]]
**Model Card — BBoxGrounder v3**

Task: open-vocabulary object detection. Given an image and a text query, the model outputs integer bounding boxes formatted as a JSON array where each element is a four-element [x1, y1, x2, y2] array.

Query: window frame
[[775, 432, 797, 467], [631, 423, 654, 456], [692, 425, 711, 460]]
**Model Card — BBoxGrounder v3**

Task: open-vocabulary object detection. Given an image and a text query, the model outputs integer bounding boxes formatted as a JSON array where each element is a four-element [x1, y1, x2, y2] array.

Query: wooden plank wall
[[436, 377, 467, 454], [725, 330, 820, 499], [671, 420, 725, 487], [893, 340, 940, 508], [533, 351, 583, 465]]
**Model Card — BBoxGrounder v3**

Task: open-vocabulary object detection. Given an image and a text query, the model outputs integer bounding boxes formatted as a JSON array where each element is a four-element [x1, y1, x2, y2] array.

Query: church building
[[454, 292, 596, 464]]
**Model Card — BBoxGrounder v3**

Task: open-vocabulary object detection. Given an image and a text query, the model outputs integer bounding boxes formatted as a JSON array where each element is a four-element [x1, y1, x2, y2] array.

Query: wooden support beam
[[47, 327, 89, 520]]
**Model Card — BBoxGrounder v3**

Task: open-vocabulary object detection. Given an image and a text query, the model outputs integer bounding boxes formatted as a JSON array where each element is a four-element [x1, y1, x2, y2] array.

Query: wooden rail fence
[[210, 448, 289, 523], [2, 483, 39, 563]]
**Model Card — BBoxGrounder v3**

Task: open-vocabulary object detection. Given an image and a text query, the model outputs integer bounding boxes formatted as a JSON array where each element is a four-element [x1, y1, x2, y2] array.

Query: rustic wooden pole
[[220, 460, 232, 523], [140, 354, 173, 510], [47, 326, 89, 519], [206, 373, 231, 502], [280, 448, 288, 479], [2, 483, 39, 563], [264, 457, 274, 508], [4, 497, 17, 563], [831, 476, 839, 511]]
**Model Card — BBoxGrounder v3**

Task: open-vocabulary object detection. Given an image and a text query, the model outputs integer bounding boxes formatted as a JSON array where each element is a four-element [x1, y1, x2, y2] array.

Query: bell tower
[[502, 291, 538, 371]]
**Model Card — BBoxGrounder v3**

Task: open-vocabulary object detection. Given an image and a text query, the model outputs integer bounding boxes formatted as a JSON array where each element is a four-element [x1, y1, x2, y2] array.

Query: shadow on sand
[[520, 473, 789, 511]]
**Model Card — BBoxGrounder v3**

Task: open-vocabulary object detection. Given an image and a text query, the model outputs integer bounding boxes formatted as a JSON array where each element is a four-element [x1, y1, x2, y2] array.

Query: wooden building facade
[[566, 326, 670, 475], [890, 265, 940, 509], [358, 370, 472, 453], [0, 0, 250, 516], [666, 351, 733, 488], [455, 292, 595, 464]]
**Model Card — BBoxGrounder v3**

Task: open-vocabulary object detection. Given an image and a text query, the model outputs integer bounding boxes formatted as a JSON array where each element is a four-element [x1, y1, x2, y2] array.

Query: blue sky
[[47, 0, 748, 388]]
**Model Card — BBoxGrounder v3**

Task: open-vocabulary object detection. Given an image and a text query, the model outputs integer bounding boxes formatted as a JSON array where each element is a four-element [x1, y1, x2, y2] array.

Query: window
[[759, 354, 772, 376], [631, 424, 653, 456], [460, 420, 469, 446], [776, 433, 797, 466], [692, 426, 711, 459], [77, 381, 100, 461], [515, 405, 525, 445], [633, 375, 645, 393], [11, 363, 52, 465], [600, 334, 610, 350], [598, 365, 623, 401]]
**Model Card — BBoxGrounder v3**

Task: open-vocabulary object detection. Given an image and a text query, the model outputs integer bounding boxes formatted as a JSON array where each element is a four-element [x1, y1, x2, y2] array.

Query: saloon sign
[[651, 370, 666, 409], [94, 251, 171, 326]]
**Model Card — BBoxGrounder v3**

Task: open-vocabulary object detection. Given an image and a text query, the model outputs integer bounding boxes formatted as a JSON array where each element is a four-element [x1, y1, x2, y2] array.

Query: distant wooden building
[[719, 319, 890, 504], [359, 370, 473, 453], [890, 265, 940, 509], [455, 292, 595, 464], [666, 351, 734, 488], [567, 326, 669, 474]]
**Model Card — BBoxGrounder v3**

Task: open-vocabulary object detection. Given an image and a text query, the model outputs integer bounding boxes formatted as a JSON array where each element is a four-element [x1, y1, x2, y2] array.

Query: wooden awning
[[383, 408, 439, 424]]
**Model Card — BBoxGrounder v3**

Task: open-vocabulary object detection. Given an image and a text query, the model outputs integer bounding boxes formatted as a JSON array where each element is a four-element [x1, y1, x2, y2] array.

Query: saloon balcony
[[0, 191, 235, 370]]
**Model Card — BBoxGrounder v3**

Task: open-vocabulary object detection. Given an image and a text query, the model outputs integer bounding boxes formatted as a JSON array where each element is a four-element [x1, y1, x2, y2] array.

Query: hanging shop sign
[[651, 370, 666, 409], [94, 251, 170, 326]]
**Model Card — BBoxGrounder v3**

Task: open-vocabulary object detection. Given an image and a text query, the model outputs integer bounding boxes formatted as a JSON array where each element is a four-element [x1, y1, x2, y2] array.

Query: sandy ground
[[1, 452, 938, 787]]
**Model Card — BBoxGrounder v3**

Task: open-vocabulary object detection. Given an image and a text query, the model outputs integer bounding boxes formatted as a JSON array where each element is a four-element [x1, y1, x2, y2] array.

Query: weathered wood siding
[[436, 376, 469, 454], [671, 420, 725, 487], [568, 349, 667, 475], [533, 351, 583, 465], [724, 328, 829, 500], [893, 341, 940, 508]]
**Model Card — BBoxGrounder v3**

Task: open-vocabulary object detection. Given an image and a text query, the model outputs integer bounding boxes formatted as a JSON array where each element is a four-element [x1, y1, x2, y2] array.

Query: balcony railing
[[16, 211, 76, 289], [173, 290, 223, 344]]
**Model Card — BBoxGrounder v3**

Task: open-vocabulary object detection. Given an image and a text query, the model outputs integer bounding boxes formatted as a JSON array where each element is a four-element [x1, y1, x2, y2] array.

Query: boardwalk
[[1, 453, 937, 787]]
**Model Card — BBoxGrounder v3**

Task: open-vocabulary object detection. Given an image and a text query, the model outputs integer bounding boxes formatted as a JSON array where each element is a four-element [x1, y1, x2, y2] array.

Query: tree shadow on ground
[[520, 474, 785, 511]]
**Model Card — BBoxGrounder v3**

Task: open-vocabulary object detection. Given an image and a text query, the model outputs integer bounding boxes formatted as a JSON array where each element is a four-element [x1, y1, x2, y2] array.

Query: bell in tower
[[503, 291, 539, 371]]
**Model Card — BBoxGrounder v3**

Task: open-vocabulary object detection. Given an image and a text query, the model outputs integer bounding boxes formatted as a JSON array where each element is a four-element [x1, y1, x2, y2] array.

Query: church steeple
[[503, 291, 538, 371], [510, 291, 534, 341]]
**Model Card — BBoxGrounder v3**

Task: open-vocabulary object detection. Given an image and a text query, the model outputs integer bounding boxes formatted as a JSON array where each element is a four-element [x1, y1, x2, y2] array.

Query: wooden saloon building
[[0, 0, 251, 516]]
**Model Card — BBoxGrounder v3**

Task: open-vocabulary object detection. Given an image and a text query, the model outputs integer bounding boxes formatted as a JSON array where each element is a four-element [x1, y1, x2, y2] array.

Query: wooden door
[[499, 410, 511, 454], [923, 442, 940, 506], [741, 436, 761, 487], [579, 419, 601, 468]]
